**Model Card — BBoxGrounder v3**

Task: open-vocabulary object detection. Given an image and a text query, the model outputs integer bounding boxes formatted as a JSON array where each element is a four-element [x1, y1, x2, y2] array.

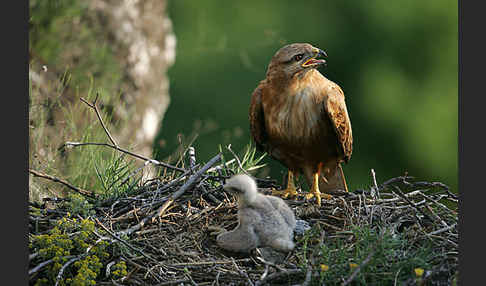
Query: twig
[[391, 186, 436, 223], [380, 176, 414, 189], [215, 271, 221, 286], [425, 205, 449, 228], [254, 249, 286, 272], [29, 169, 95, 197], [401, 179, 450, 191], [207, 159, 236, 173], [371, 169, 378, 190], [163, 258, 252, 267], [106, 260, 117, 278], [260, 264, 270, 281], [118, 154, 221, 236], [29, 259, 54, 276], [341, 228, 391, 286], [418, 192, 457, 215], [188, 146, 196, 169], [341, 247, 376, 286], [427, 223, 457, 236], [80, 94, 118, 147], [198, 183, 222, 205], [55, 256, 81, 286], [184, 273, 198, 286], [94, 218, 158, 263], [29, 255, 76, 276], [152, 153, 222, 221], [301, 266, 313, 286], [63, 141, 185, 172], [231, 257, 254, 286], [255, 269, 303, 286], [370, 169, 380, 199], [394, 268, 402, 286], [118, 212, 153, 237], [427, 234, 458, 248], [29, 252, 39, 261], [226, 144, 251, 176]]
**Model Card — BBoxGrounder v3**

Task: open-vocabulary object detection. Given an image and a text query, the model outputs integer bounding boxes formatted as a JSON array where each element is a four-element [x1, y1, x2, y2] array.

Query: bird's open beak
[[302, 48, 327, 68]]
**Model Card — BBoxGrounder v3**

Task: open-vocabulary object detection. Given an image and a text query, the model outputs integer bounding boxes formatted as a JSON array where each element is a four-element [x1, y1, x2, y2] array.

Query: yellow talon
[[272, 170, 299, 199], [306, 165, 333, 206], [272, 187, 298, 198]]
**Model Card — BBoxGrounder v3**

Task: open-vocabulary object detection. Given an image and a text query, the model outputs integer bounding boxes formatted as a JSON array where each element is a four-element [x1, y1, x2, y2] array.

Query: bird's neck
[[268, 69, 326, 93], [237, 190, 258, 208], [290, 69, 329, 96]]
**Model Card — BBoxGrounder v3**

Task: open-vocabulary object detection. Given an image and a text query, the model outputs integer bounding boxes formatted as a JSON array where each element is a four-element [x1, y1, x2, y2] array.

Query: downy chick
[[215, 174, 296, 253]]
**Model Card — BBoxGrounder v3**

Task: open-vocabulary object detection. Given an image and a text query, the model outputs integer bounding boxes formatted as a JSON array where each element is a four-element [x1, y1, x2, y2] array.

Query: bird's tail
[[303, 163, 349, 195], [269, 238, 295, 252]]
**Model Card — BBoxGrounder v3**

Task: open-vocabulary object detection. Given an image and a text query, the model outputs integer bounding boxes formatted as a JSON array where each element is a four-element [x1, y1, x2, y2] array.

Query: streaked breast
[[274, 87, 321, 142]]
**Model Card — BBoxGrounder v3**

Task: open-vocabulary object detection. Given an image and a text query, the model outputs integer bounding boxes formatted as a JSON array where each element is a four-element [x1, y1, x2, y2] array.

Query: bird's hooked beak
[[301, 47, 327, 68]]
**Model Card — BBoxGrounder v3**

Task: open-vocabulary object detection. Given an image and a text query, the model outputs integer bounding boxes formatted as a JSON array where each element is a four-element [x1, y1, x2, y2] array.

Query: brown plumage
[[249, 43, 352, 206]]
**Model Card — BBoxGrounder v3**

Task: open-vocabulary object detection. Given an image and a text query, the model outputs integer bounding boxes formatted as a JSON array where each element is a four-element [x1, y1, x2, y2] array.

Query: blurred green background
[[29, 0, 458, 193], [156, 0, 458, 191]]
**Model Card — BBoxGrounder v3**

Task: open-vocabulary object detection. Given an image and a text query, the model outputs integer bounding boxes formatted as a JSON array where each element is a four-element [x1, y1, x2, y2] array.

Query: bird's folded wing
[[249, 83, 267, 152], [217, 208, 260, 252], [322, 84, 353, 162], [266, 196, 296, 230]]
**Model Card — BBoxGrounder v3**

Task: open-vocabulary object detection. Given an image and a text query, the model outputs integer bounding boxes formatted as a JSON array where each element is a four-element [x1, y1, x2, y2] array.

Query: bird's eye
[[293, 54, 304, 61]]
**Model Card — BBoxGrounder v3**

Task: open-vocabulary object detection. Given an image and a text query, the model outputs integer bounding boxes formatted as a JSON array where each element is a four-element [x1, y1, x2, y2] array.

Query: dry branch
[[95, 218, 158, 263], [55, 256, 81, 286], [62, 141, 185, 173], [80, 93, 118, 147], [152, 153, 222, 221], [29, 169, 95, 197], [255, 269, 303, 286], [118, 153, 222, 236]]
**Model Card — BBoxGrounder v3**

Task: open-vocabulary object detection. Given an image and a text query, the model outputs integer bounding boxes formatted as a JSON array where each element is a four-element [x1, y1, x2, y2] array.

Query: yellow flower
[[349, 263, 359, 269], [414, 268, 424, 277], [320, 264, 329, 272]]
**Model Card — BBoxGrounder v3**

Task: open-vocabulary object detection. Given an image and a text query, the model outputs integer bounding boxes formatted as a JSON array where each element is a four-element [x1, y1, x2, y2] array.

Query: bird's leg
[[272, 170, 299, 199], [305, 163, 332, 206]]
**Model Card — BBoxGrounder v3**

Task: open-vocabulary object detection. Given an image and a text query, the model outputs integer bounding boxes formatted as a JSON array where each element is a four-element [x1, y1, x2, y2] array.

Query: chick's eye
[[293, 54, 304, 61]]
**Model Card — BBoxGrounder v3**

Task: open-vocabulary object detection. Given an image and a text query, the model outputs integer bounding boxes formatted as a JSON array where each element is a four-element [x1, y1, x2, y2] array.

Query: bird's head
[[266, 43, 327, 80], [223, 174, 258, 206]]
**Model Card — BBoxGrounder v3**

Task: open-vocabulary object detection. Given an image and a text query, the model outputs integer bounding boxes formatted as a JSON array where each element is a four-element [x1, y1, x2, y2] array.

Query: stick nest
[[29, 95, 458, 285], [29, 154, 458, 285]]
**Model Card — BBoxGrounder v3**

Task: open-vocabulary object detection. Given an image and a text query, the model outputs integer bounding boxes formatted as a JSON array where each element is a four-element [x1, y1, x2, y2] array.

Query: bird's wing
[[216, 208, 260, 252], [322, 83, 353, 162], [266, 196, 296, 230], [249, 83, 267, 152]]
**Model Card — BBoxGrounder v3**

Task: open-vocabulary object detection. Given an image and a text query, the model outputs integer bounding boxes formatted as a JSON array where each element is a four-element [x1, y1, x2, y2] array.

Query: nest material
[[29, 153, 458, 285]]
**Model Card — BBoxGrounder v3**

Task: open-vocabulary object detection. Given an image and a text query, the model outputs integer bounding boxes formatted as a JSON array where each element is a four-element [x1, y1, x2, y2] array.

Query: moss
[[65, 193, 95, 217], [72, 255, 103, 286], [111, 261, 128, 280], [30, 216, 112, 285]]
